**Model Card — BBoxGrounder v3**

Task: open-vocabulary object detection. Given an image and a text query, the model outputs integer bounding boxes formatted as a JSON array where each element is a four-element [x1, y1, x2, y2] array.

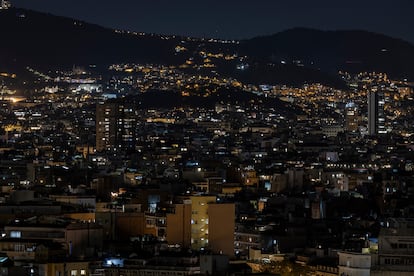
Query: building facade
[[345, 102, 359, 132], [374, 218, 414, 274], [338, 251, 371, 276], [186, 196, 235, 257], [367, 89, 386, 135], [95, 101, 136, 152]]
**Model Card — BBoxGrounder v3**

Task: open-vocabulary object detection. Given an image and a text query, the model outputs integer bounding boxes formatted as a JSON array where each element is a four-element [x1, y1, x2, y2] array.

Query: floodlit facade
[[189, 196, 235, 257]]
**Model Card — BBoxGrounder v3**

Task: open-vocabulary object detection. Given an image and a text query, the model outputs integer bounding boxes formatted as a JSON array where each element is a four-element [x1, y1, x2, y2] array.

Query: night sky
[[12, 0, 414, 43]]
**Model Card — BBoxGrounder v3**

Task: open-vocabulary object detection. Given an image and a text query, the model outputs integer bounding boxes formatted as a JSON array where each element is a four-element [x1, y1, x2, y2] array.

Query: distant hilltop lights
[[0, 0, 11, 9]]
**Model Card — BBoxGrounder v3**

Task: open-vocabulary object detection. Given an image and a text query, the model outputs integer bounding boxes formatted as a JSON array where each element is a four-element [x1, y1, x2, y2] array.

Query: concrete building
[[3, 217, 103, 259], [38, 261, 89, 276], [367, 89, 386, 135], [200, 254, 229, 275], [95, 101, 136, 152], [208, 203, 235, 256], [103, 255, 200, 276], [287, 168, 304, 190], [241, 167, 259, 187], [338, 251, 371, 276], [166, 202, 192, 248], [345, 102, 360, 132], [373, 218, 414, 275], [322, 124, 344, 138], [96, 102, 118, 152], [189, 196, 216, 251], [234, 226, 261, 258], [187, 196, 235, 257], [269, 173, 288, 193], [49, 194, 96, 211]]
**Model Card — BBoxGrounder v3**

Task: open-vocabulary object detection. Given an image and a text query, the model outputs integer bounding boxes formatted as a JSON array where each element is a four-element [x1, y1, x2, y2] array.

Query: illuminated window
[[14, 244, 25, 252], [10, 231, 21, 238], [80, 270, 86, 275], [71, 270, 77, 276]]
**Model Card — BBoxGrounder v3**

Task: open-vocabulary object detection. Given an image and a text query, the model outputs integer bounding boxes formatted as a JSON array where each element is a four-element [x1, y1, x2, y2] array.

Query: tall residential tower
[[95, 100, 136, 152], [368, 89, 386, 135], [345, 102, 359, 132]]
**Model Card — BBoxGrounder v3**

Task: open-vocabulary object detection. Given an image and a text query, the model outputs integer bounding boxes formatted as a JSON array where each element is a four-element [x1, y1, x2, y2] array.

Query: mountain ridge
[[240, 27, 414, 79], [1, 8, 414, 86]]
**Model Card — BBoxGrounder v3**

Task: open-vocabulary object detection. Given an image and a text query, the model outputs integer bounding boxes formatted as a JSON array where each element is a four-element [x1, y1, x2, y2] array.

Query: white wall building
[[338, 251, 371, 276]]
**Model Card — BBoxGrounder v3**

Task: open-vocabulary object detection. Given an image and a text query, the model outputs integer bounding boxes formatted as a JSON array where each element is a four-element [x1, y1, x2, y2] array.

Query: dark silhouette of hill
[[0, 8, 184, 70], [124, 88, 303, 117], [1, 9, 413, 87], [240, 27, 414, 80], [215, 61, 347, 88]]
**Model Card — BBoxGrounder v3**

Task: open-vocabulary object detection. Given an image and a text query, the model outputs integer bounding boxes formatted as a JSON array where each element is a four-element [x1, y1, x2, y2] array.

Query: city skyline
[[1, 1, 414, 275], [12, 0, 414, 43]]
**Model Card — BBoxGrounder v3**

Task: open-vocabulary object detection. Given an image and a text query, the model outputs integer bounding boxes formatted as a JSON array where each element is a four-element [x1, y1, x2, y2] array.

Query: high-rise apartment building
[[95, 101, 136, 152], [345, 102, 359, 132], [180, 196, 235, 256], [368, 89, 386, 135], [190, 196, 217, 250]]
